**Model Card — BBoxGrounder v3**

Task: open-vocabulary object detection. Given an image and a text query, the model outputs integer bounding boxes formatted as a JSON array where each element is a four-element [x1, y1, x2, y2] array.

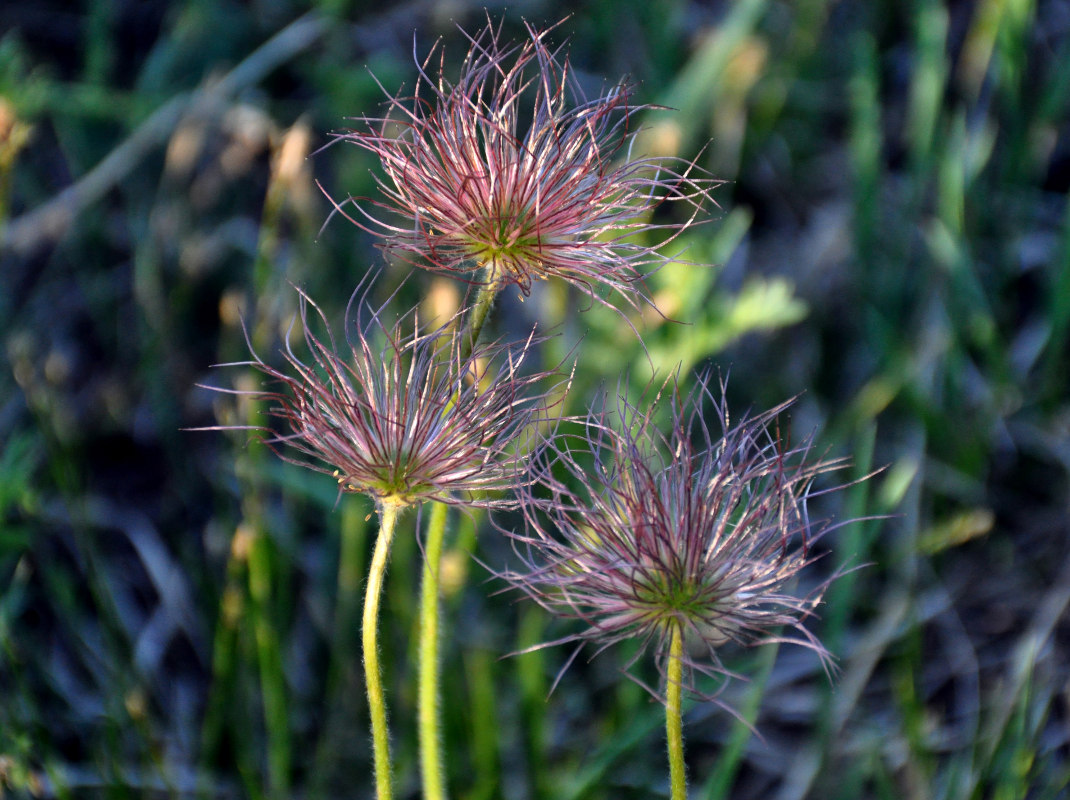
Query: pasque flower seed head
[[499, 376, 852, 700], [202, 283, 560, 509], [327, 18, 717, 314]]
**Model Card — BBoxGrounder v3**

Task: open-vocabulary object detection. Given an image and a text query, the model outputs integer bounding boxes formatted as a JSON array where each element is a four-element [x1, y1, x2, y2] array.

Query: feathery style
[[327, 19, 717, 312], [206, 285, 556, 508], [500, 376, 849, 699]]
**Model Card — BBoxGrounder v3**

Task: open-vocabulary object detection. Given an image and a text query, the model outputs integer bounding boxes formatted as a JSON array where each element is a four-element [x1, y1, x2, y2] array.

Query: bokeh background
[[1, 0, 1069, 798]]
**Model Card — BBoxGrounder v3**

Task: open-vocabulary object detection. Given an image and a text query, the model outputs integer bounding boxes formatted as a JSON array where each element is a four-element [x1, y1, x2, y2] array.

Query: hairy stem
[[667, 623, 687, 800], [419, 500, 450, 800], [363, 498, 403, 800], [460, 263, 502, 365]]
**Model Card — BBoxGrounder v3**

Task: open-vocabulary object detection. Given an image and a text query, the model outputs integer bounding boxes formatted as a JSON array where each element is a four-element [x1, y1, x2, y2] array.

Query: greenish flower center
[[467, 203, 543, 266], [633, 571, 708, 628]]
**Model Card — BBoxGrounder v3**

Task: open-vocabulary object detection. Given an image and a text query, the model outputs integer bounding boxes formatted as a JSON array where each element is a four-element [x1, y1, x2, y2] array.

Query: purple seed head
[[498, 375, 851, 701], [326, 18, 718, 314], [205, 284, 560, 509]]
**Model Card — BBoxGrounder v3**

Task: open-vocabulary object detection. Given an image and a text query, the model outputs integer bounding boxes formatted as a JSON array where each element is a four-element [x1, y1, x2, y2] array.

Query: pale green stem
[[419, 500, 450, 800], [363, 498, 403, 800], [666, 623, 687, 800], [460, 263, 502, 365], [407, 260, 496, 800]]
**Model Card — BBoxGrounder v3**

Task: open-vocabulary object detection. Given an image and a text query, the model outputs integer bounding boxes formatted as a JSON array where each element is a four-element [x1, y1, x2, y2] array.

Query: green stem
[[248, 529, 291, 800], [364, 498, 403, 800], [419, 500, 450, 800], [460, 264, 502, 365], [666, 623, 687, 800]]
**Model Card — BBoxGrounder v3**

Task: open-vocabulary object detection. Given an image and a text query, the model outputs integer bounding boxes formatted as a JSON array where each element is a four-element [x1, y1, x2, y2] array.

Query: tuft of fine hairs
[[199, 282, 564, 509], [324, 17, 720, 314], [497, 374, 853, 703]]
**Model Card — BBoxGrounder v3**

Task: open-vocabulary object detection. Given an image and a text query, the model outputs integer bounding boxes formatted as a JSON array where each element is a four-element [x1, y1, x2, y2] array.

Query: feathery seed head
[[499, 376, 850, 700], [206, 285, 558, 509], [327, 18, 717, 312]]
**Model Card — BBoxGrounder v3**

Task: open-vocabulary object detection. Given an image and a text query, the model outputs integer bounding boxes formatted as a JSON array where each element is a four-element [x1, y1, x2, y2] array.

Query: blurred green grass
[[1, 0, 1069, 798]]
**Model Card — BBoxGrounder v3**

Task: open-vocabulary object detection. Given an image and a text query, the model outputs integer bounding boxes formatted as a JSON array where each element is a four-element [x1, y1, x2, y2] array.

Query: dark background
[[1, 1, 1068, 798]]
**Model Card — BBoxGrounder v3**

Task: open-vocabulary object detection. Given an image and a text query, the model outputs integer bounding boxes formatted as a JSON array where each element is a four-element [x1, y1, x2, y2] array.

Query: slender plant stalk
[[460, 263, 501, 364], [666, 623, 687, 800], [414, 261, 500, 800], [364, 498, 403, 800], [420, 260, 496, 797], [248, 529, 291, 800], [419, 500, 450, 800]]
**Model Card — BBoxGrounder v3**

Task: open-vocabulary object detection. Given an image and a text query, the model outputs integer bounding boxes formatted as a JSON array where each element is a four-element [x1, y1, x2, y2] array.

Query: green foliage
[[1, 0, 1068, 798]]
